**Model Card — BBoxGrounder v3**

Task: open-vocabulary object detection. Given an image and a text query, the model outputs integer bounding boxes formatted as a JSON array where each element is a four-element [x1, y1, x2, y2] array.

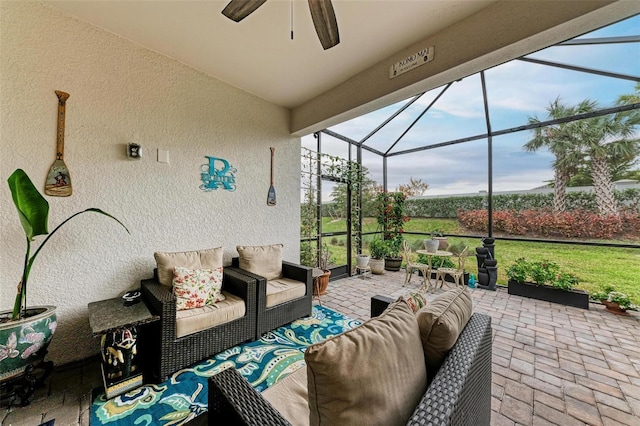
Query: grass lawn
[[317, 217, 640, 304]]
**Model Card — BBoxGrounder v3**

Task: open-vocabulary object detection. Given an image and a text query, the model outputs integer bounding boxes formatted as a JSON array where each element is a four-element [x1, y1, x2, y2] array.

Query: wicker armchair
[[206, 295, 492, 426], [230, 258, 312, 339], [141, 268, 257, 381]]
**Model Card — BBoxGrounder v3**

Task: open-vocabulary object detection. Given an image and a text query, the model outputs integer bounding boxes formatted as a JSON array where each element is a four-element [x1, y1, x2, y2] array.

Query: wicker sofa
[[140, 268, 257, 381], [206, 293, 493, 425]]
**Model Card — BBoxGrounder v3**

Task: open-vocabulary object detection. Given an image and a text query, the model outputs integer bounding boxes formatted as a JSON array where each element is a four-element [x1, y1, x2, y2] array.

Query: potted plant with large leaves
[[1, 169, 128, 391]]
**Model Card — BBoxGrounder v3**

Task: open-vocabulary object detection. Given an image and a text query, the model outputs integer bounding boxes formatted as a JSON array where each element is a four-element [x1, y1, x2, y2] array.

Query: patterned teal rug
[[91, 305, 360, 425]]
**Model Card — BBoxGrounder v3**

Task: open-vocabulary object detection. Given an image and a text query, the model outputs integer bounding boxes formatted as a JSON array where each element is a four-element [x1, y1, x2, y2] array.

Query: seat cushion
[[236, 244, 283, 281], [262, 367, 309, 426], [266, 278, 306, 308], [305, 299, 427, 426], [175, 291, 245, 338], [154, 247, 224, 286], [415, 286, 472, 372]]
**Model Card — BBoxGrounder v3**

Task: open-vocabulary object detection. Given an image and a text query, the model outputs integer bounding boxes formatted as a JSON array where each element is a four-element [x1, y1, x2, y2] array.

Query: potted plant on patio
[[591, 285, 637, 315], [314, 243, 333, 295], [384, 235, 404, 272], [506, 258, 589, 309], [368, 238, 388, 275], [1, 169, 129, 401]]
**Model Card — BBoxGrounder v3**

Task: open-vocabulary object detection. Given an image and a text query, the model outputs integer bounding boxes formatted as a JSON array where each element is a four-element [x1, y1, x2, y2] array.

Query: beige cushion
[[415, 287, 473, 372], [263, 367, 310, 426], [154, 247, 224, 286], [305, 299, 427, 426], [237, 244, 283, 281], [175, 291, 245, 338], [266, 278, 306, 308]]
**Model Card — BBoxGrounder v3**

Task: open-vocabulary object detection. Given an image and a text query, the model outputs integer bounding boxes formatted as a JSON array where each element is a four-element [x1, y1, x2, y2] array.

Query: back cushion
[[154, 247, 224, 286], [236, 244, 283, 281], [305, 299, 427, 426], [415, 287, 473, 373]]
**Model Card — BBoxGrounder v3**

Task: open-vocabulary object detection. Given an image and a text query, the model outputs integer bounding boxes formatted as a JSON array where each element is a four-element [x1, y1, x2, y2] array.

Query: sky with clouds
[[302, 15, 639, 199]]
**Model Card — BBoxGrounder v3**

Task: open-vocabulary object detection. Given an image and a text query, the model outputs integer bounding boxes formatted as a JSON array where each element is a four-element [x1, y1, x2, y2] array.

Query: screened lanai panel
[[483, 58, 636, 132], [492, 133, 553, 193], [387, 75, 488, 155], [360, 91, 441, 153], [361, 149, 383, 233], [328, 98, 415, 142], [387, 139, 488, 198]]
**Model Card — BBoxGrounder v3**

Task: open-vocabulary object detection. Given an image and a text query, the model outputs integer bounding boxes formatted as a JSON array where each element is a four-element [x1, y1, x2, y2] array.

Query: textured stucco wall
[[0, 2, 300, 365]]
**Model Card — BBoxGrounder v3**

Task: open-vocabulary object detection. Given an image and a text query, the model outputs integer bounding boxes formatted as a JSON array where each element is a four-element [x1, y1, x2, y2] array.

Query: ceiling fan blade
[[308, 0, 340, 50], [222, 0, 268, 22]]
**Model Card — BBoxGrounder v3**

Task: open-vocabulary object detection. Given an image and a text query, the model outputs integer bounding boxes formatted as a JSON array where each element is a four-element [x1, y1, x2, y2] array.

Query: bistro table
[[416, 250, 453, 291], [88, 295, 159, 399]]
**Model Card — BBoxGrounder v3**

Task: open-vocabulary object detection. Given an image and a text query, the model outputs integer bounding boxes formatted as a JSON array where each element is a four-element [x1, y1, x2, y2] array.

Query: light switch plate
[[158, 149, 169, 164]]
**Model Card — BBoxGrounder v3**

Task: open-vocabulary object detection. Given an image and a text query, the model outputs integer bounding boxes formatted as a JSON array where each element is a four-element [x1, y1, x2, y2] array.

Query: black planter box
[[507, 279, 589, 309]]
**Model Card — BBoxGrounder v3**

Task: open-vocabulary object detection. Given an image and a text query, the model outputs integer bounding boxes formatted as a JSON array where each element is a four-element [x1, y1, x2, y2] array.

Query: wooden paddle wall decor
[[45, 90, 72, 196], [267, 147, 276, 206]]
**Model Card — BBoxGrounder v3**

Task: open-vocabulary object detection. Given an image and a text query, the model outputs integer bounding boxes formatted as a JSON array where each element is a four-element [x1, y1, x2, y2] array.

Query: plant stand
[[0, 359, 53, 407], [507, 280, 589, 309]]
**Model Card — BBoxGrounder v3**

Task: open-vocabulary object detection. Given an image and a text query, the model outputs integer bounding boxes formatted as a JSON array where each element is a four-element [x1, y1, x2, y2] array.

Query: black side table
[[88, 296, 159, 398]]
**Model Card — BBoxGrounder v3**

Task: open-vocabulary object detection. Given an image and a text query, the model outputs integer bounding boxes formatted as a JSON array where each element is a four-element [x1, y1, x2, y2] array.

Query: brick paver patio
[[322, 271, 640, 426], [2, 270, 639, 425]]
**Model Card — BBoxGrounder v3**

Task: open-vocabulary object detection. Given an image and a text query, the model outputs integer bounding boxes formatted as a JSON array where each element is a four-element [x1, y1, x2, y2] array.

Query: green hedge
[[405, 188, 640, 218]]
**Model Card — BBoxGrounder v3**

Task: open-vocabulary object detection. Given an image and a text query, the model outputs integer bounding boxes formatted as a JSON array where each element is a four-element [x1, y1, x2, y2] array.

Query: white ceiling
[[46, 0, 497, 109]]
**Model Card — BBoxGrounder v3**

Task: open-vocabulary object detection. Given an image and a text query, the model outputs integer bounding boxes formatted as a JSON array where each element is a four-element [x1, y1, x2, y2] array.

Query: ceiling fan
[[222, 0, 340, 50]]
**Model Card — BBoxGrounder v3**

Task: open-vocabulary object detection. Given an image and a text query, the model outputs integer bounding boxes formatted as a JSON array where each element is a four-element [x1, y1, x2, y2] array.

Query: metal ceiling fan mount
[[222, 0, 340, 50]]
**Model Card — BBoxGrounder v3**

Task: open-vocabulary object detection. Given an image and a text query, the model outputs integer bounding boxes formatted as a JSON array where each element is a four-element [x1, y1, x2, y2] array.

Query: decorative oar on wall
[[45, 90, 72, 197], [267, 147, 276, 206]]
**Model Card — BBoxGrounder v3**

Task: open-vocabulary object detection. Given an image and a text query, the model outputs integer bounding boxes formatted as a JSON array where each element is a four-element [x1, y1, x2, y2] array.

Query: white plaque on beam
[[389, 46, 435, 79]]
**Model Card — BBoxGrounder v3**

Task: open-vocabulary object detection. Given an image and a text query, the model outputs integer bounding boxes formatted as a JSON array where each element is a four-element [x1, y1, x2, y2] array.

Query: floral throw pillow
[[172, 266, 225, 310], [404, 290, 428, 313]]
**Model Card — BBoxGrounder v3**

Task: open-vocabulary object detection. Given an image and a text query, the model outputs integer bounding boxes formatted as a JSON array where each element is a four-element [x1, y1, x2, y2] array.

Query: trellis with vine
[[300, 147, 365, 269]]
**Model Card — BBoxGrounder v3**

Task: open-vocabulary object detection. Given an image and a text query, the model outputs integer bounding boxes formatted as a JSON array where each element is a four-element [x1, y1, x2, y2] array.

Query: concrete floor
[[2, 269, 639, 425]]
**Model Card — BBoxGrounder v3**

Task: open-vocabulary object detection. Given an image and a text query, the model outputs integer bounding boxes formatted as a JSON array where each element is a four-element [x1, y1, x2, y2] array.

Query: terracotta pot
[[602, 300, 628, 316], [314, 270, 331, 296], [434, 237, 448, 250]]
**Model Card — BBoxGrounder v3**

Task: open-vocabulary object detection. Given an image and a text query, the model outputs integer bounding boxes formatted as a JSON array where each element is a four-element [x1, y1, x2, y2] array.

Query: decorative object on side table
[[506, 258, 589, 309], [0, 169, 129, 407]]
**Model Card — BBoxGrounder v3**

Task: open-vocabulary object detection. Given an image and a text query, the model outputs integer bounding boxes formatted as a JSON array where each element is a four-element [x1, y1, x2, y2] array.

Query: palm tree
[[525, 98, 582, 213], [567, 99, 639, 215]]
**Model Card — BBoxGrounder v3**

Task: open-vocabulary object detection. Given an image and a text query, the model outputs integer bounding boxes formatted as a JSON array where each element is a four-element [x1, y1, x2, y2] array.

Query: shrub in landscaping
[[457, 208, 637, 239], [505, 257, 579, 290]]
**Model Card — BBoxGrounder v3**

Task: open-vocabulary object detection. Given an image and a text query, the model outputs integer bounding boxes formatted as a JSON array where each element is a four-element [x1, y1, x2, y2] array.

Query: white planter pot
[[424, 239, 439, 253], [369, 258, 385, 274], [356, 255, 370, 268]]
